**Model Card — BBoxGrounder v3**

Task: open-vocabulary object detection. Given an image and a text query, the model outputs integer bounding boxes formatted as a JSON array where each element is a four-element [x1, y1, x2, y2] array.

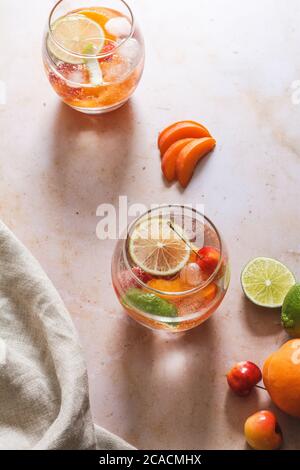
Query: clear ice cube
[[119, 38, 141, 68], [105, 17, 131, 38]]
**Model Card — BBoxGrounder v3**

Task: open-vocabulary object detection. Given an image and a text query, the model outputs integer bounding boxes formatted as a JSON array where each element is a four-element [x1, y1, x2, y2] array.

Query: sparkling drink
[[43, 0, 144, 114], [112, 206, 230, 332]]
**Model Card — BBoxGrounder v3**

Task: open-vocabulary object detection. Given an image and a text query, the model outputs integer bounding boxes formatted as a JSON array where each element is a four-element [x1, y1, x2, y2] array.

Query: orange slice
[[80, 9, 117, 43]]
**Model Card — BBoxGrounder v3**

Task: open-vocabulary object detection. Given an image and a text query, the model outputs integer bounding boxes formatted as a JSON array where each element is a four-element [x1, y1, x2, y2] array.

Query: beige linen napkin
[[0, 221, 133, 450]]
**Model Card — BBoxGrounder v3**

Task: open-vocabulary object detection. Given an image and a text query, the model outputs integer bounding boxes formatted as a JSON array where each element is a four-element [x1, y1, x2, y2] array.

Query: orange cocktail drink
[[43, 1, 144, 113]]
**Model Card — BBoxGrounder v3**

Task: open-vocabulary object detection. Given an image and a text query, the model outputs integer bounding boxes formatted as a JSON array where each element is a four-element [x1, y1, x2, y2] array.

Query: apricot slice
[[146, 278, 190, 300], [202, 282, 218, 303], [158, 121, 210, 150], [173, 282, 218, 315], [158, 121, 211, 155], [161, 138, 194, 182], [176, 137, 216, 188]]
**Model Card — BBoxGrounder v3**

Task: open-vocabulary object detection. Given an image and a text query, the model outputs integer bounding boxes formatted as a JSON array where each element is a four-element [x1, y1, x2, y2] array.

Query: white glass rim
[[47, 0, 135, 60]]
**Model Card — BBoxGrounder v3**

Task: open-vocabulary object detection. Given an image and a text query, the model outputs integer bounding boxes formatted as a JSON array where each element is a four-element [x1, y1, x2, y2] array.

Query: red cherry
[[98, 43, 115, 63], [119, 267, 152, 291], [196, 246, 220, 276], [48, 63, 87, 99], [132, 266, 152, 284], [244, 410, 283, 450], [227, 361, 262, 396]]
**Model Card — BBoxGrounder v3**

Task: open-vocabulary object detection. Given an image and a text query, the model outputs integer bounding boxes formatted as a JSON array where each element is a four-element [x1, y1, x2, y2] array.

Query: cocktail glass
[[111, 205, 230, 332], [43, 0, 144, 114]]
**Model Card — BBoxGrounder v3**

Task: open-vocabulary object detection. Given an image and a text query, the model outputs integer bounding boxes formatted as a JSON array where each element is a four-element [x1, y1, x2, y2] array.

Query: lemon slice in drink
[[47, 14, 105, 64], [128, 217, 190, 276], [241, 257, 295, 308]]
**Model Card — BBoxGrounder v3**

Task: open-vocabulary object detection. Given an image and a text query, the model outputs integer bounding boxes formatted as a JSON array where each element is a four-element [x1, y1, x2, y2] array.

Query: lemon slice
[[47, 14, 105, 64], [241, 257, 295, 308], [129, 217, 190, 276]]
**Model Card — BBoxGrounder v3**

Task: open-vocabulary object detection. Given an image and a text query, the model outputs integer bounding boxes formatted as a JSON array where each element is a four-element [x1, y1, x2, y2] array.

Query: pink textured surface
[[1, 0, 300, 449]]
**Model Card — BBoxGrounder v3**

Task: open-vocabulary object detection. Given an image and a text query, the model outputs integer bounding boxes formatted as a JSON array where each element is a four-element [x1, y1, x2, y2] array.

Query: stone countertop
[[1, 0, 300, 449]]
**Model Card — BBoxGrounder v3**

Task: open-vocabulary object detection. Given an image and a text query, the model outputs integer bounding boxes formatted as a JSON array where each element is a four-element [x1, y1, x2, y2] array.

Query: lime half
[[281, 284, 300, 336], [241, 257, 295, 308], [47, 14, 105, 64]]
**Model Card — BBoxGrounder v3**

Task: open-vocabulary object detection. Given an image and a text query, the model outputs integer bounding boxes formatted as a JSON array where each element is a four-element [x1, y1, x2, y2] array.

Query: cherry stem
[[167, 221, 201, 258], [255, 384, 266, 391]]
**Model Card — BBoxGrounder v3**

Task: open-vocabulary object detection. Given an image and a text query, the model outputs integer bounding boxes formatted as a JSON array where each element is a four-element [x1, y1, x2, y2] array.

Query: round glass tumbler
[[43, 0, 145, 113], [112, 205, 230, 332]]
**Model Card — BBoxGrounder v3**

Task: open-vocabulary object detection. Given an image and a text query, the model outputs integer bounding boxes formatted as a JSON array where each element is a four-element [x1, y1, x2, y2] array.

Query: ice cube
[[102, 57, 131, 82], [56, 63, 87, 87], [119, 38, 141, 67], [68, 70, 86, 84], [105, 17, 131, 38]]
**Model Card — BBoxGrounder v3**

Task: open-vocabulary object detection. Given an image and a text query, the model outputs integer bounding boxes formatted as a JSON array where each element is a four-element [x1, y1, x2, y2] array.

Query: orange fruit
[[263, 339, 300, 418], [79, 8, 117, 43]]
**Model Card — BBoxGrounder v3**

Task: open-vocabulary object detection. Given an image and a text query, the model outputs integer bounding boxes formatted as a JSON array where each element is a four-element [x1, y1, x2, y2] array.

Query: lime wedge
[[123, 288, 178, 318], [128, 217, 190, 277], [241, 257, 295, 308], [83, 43, 103, 85], [47, 14, 105, 64]]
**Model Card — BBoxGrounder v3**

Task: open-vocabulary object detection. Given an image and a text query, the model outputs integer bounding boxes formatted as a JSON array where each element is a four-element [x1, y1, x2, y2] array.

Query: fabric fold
[[0, 221, 133, 450]]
